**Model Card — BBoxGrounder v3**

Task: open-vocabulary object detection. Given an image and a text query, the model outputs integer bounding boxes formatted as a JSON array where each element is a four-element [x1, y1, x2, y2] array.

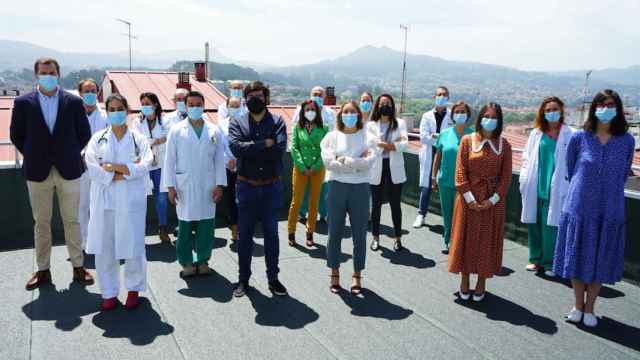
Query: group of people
[[9, 57, 633, 328]]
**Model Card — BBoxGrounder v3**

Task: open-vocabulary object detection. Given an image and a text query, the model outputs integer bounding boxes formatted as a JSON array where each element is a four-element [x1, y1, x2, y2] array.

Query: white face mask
[[304, 110, 316, 121]]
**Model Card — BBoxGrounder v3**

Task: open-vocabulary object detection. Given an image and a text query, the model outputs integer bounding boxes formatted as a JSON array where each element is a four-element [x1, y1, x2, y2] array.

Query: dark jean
[[370, 159, 403, 237], [149, 168, 168, 226], [223, 170, 238, 226], [236, 179, 283, 282]]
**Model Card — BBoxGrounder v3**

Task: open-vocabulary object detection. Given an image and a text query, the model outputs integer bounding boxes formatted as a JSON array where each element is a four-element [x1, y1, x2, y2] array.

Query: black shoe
[[233, 281, 249, 298], [393, 239, 403, 252], [370, 239, 380, 251], [319, 217, 327, 225], [268, 279, 288, 296]]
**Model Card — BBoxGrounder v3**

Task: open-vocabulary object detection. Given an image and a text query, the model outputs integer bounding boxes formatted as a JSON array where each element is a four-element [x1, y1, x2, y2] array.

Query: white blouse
[[320, 128, 378, 184]]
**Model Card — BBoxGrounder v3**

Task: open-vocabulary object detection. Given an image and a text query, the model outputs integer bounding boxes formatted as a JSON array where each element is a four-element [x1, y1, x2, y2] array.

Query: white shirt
[[87, 108, 108, 135], [320, 129, 378, 184], [217, 100, 247, 122], [37, 87, 60, 134]]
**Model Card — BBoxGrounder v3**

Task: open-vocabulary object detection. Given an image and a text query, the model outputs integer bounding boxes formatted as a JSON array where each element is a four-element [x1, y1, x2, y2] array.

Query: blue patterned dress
[[553, 130, 635, 284]]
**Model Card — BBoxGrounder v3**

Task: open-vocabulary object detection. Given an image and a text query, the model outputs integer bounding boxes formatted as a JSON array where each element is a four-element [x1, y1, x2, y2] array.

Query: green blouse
[[537, 133, 557, 200], [291, 123, 329, 172], [435, 126, 473, 188]]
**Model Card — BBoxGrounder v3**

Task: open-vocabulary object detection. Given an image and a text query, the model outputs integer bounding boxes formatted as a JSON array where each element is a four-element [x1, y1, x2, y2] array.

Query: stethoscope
[[97, 127, 140, 163]]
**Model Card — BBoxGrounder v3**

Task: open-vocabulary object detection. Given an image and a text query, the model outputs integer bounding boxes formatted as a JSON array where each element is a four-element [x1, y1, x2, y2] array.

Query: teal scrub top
[[435, 126, 473, 188], [537, 133, 557, 200], [190, 122, 204, 138]]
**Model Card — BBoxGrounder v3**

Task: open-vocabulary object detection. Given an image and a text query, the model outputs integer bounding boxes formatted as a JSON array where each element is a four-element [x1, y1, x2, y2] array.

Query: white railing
[[0, 141, 20, 169]]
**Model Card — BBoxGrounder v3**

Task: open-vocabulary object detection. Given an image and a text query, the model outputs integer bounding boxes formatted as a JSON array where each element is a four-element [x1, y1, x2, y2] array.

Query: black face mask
[[247, 97, 266, 114], [379, 104, 394, 116]]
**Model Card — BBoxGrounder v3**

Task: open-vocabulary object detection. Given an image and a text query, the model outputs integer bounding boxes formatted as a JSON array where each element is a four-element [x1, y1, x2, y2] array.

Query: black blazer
[[10, 90, 91, 182]]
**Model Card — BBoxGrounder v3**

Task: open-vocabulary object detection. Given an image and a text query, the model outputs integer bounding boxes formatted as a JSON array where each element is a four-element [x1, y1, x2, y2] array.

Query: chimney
[[176, 72, 191, 91], [324, 86, 337, 106], [194, 62, 207, 82]]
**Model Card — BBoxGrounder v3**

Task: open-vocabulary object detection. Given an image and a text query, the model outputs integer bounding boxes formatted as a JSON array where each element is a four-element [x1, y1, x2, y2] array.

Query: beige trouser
[[27, 167, 83, 271]]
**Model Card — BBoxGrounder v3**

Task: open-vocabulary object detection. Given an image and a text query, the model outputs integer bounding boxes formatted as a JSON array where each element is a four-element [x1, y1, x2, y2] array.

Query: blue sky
[[1, 0, 638, 71]]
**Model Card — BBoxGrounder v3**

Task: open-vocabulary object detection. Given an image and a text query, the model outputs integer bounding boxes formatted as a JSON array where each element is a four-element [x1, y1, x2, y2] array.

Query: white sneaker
[[472, 292, 485, 302], [583, 313, 598, 327], [412, 215, 425, 228], [459, 289, 471, 301], [544, 270, 556, 277], [566, 307, 583, 323]]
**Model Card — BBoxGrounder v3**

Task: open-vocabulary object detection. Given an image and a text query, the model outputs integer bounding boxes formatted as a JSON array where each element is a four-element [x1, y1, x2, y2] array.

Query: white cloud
[[0, 0, 638, 70]]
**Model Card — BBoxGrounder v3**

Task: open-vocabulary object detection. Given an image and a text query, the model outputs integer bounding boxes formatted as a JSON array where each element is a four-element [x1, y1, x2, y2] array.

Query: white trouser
[[95, 211, 147, 299], [78, 172, 91, 249]]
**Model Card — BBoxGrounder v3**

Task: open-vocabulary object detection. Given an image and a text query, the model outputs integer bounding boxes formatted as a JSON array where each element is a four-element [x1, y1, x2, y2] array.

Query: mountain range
[[1, 40, 638, 107]]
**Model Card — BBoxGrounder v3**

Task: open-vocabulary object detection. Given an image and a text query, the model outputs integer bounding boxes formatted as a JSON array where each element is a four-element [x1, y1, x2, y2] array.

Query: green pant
[[177, 219, 215, 267], [527, 199, 558, 268], [438, 185, 456, 248]]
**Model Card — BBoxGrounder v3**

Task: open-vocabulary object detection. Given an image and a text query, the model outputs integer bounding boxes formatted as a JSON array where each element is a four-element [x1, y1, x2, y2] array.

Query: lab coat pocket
[[176, 173, 189, 197]]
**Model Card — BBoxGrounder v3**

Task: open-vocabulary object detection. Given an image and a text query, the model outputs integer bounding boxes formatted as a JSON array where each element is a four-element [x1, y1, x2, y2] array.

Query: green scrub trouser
[[177, 219, 215, 267], [527, 198, 558, 268], [438, 185, 456, 248]]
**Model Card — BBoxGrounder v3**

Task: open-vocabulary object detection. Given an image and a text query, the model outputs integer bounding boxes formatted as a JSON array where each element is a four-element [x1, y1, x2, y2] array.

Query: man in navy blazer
[[10, 57, 94, 290]]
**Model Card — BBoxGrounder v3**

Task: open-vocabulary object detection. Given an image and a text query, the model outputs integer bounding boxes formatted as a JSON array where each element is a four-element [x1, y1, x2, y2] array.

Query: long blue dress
[[553, 130, 635, 284]]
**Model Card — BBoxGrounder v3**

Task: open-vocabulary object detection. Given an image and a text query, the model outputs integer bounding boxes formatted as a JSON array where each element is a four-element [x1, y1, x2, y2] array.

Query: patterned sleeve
[[565, 132, 581, 181], [496, 140, 513, 201], [454, 135, 472, 195]]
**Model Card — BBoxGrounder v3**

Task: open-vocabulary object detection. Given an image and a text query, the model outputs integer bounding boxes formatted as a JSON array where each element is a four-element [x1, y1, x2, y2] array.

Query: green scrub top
[[435, 126, 473, 188], [190, 121, 204, 138], [537, 133, 557, 200]]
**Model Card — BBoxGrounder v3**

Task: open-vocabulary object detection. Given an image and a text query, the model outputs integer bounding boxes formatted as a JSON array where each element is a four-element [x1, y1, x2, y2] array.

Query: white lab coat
[[164, 110, 185, 127], [79, 108, 108, 247], [216, 115, 237, 170], [367, 118, 409, 185], [162, 119, 228, 221], [418, 108, 452, 187], [217, 101, 248, 122], [136, 115, 171, 195], [519, 125, 574, 226], [292, 105, 336, 131], [85, 126, 153, 259]]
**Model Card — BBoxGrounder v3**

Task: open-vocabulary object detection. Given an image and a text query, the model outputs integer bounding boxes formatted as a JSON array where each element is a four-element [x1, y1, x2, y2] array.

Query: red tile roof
[[103, 71, 227, 112]]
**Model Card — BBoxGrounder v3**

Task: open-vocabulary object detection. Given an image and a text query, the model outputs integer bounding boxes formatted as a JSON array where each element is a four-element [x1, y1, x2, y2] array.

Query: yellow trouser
[[287, 167, 325, 234]]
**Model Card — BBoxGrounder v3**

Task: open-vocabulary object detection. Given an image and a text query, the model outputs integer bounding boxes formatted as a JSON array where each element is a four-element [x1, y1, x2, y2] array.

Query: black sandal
[[350, 274, 362, 295], [305, 232, 315, 247], [288, 233, 296, 247], [370, 238, 380, 251], [393, 239, 403, 252], [330, 274, 342, 294]]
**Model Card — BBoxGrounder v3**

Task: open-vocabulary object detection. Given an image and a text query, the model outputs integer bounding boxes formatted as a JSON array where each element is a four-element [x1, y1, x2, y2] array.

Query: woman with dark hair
[[360, 91, 374, 121], [553, 89, 634, 328], [138, 92, 171, 243], [519, 96, 574, 276], [367, 94, 408, 252], [431, 101, 474, 254], [287, 99, 329, 247], [448, 102, 512, 302], [85, 94, 153, 311], [321, 100, 378, 294]]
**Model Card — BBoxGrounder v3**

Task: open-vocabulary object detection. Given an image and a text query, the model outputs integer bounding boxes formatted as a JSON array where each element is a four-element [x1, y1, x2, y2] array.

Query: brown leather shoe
[[159, 226, 171, 243], [73, 267, 95, 286], [26, 270, 52, 291]]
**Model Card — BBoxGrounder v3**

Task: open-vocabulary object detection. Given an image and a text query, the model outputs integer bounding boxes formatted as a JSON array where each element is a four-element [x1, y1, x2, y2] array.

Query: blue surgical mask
[[108, 111, 127, 126], [342, 113, 358, 128], [453, 113, 467, 125], [481, 117, 498, 132], [435, 95, 448, 107], [38, 75, 58, 92], [595, 107, 616, 123], [545, 111, 561, 123], [141, 105, 155, 117], [360, 101, 372, 113], [188, 106, 204, 120], [176, 101, 186, 114], [312, 96, 323, 108], [230, 89, 243, 98], [82, 92, 97, 106], [228, 107, 241, 119]]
